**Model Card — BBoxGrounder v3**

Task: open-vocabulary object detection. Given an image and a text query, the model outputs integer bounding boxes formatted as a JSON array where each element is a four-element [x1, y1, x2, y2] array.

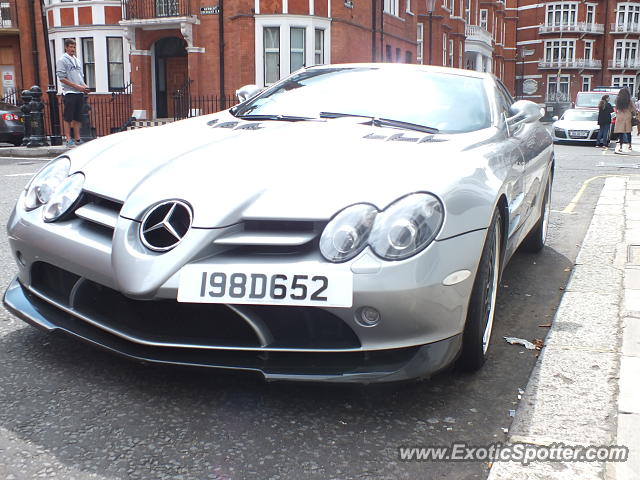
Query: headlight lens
[[320, 204, 377, 262], [42, 173, 85, 222], [24, 157, 70, 210], [368, 193, 444, 260]]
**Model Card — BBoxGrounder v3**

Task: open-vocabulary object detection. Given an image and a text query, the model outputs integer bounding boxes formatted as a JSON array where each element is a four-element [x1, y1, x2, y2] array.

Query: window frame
[[81, 36, 96, 91], [106, 36, 124, 92]]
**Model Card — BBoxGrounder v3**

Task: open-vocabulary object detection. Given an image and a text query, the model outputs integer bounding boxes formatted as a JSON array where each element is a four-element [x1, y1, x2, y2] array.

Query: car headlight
[[24, 157, 70, 210], [42, 173, 85, 222], [368, 193, 444, 260], [319, 204, 377, 262]]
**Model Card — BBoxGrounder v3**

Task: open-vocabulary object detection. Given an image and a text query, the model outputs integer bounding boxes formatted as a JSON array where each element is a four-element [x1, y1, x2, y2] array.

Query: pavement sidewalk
[[488, 134, 640, 480]]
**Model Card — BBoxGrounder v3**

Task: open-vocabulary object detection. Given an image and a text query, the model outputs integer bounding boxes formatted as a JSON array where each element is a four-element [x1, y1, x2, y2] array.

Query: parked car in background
[[3, 64, 554, 383], [575, 90, 619, 110], [0, 102, 24, 146], [552, 109, 600, 144]]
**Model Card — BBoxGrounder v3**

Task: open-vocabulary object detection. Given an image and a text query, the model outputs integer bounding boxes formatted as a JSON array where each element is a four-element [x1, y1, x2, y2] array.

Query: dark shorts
[[63, 93, 84, 122]]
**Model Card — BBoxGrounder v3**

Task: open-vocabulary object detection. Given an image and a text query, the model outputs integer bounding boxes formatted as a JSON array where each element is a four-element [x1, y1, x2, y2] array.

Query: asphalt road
[[0, 142, 637, 480]]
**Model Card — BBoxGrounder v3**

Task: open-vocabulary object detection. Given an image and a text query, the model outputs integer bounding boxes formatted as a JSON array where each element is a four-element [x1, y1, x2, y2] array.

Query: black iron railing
[[0, 87, 19, 105], [121, 0, 191, 20], [172, 80, 236, 120], [41, 83, 133, 138]]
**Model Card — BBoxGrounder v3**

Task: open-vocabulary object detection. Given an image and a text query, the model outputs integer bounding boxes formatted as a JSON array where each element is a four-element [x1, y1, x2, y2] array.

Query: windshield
[[233, 67, 492, 133], [575, 92, 616, 108], [562, 110, 598, 121]]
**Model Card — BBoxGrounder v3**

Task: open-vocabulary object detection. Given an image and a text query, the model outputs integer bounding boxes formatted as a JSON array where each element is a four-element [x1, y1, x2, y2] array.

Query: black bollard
[[27, 86, 49, 147], [20, 90, 32, 147], [79, 93, 95, 143], [47, 85, 63, 146]]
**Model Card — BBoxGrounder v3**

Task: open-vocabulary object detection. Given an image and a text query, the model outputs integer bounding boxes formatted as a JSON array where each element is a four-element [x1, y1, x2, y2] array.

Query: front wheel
[[457, 210, 502, 371]]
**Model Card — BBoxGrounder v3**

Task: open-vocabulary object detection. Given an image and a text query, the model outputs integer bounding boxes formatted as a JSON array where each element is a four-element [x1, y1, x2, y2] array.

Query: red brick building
[[515, 0, 640, 111], [7, 0, 522, 124]]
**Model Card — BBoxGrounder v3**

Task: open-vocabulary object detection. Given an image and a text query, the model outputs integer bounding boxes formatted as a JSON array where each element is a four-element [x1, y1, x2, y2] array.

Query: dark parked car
[[0, 102, 24, 146]]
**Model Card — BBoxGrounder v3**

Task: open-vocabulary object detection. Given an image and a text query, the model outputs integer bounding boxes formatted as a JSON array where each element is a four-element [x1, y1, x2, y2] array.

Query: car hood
[[69, 111, 498, 234], [553, 120, 597, 129]]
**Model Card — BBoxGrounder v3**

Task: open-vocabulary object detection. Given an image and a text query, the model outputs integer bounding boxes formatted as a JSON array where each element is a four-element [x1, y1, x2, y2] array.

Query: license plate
[[178, 264, 353, 307], [569, 130, 588, 138]]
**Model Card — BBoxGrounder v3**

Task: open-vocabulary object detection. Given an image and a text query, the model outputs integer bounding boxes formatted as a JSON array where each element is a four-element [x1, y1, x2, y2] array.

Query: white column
[[476, 52, 483, 72], [486, 57, 493, 73]]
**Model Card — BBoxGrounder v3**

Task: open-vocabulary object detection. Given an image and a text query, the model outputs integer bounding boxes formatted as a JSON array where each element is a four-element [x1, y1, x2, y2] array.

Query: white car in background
[[552, 109, 600, 144]]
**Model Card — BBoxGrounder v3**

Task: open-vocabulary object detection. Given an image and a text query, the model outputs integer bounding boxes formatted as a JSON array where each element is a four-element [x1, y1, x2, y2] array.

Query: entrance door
[[166, 57, 187, 118], [154, 37, 187, 119]]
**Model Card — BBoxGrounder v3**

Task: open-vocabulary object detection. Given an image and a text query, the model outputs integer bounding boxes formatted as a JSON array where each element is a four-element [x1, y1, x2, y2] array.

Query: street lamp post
[[426, 0, 436, 65]]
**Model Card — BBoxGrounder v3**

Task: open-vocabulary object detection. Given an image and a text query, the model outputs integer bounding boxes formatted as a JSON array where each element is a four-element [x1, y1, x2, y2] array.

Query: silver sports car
[[4, 64, 554, 383]]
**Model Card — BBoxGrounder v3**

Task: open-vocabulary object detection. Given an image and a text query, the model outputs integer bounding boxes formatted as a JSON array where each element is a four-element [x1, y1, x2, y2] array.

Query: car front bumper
[[5, 195, 487, 383]]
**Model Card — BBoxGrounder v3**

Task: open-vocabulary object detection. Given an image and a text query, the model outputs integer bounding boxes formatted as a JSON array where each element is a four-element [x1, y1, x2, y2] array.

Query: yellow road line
[[561, 174, 637, 214]]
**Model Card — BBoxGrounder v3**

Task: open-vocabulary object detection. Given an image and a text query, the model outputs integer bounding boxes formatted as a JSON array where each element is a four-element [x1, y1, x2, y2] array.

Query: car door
[[497, 80, 547, 228], [493, 84, 527, 240]]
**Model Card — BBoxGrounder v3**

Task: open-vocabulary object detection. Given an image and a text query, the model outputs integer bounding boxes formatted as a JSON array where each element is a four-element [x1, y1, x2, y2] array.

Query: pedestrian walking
[[56, 38, 90, 147], [596, 95, 613, 148], [613, 87, 637, 154]]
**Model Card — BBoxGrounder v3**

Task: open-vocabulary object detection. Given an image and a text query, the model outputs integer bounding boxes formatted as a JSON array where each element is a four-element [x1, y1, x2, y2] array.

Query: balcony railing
[[465, 25, 493, 46], [610, 23, 640, 33], [0, 1, 16, 29], [121, 0, 192, 20], [538, 59, 602, 69], [609, 59, 640, 69], [539, 22, 604, 34]]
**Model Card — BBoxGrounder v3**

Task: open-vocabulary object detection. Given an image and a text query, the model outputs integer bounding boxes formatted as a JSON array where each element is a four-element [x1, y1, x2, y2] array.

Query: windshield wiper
[[319, 112, 439, 134], [235, 114, 316, 122]]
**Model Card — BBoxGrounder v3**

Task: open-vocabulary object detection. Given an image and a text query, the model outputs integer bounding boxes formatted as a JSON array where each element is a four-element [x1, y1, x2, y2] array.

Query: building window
[[386, 44, 392, 62], [155, 0, 178, 17], [584, 40, 593, 60], [405, 51, 412, 63], [406, 0, 411, 13], [384, 0, 399, 16], [81, 37, 95, 90], [586, 5, 595, 24], [449, 0, 454, 13], [612, 76, 636, 94], [544, 39, 576, 63], [479, 9, 488, 30], [314, 29, 324, 65], [395, 47, 401, 63], [442, 34, 447, 66], [614, 40, 638, 68], [547, 74, 570, 102], [465, 0, 471, 23], [106, 37, 124, 91], [546, 3, 578, 26], [449, 39, 454, 67], [264, 27, 280, 85], [459, 40, 463, 67], [616, 3, 640, 28], [417, 23, 424, 64], [290, 27, 305, 72], [581, 76, 591, 91]]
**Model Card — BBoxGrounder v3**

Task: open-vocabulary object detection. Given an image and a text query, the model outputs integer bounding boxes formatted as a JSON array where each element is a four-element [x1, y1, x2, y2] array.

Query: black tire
[[521, 174, 552, 253], [457, 210, 502, 371]]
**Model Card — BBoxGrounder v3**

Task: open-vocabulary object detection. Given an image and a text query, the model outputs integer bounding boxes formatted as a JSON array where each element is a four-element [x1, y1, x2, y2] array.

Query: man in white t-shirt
[[56, 38, 90, 147]]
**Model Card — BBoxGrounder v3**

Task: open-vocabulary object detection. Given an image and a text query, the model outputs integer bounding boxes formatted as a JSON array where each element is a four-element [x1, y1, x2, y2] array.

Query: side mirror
[[552, 115, 559, 121], [507, 100, 544, 129], [235, 84, 262, 103]]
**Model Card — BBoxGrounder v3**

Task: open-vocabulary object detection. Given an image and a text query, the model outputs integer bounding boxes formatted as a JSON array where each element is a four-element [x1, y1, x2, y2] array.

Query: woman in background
[[613, 87, 637, 153], [596, 95, 613, 148]]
